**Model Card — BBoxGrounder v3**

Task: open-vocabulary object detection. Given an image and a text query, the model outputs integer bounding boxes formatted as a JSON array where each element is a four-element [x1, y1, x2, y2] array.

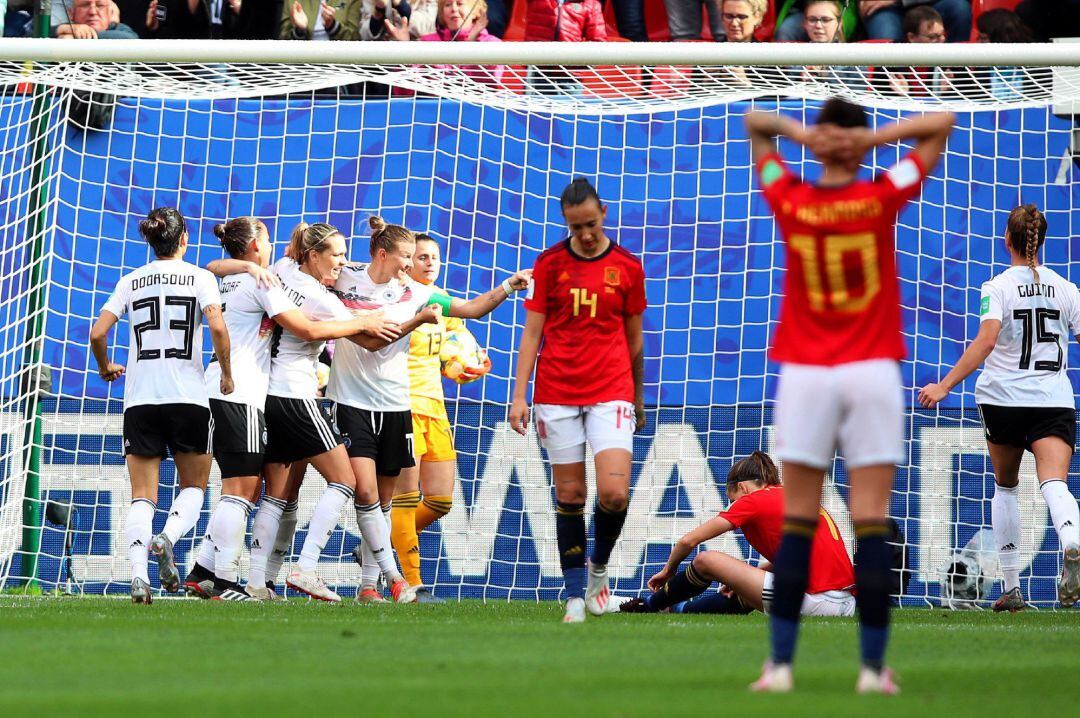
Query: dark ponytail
[[560, 177, 602, 212], [726, 450, 780, 495], [213, 216, 264, 259], [139, 207, 187, 258]]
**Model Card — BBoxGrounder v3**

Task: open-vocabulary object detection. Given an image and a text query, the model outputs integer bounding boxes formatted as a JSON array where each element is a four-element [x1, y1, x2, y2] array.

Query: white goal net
[[1, 40, 1079, 606]]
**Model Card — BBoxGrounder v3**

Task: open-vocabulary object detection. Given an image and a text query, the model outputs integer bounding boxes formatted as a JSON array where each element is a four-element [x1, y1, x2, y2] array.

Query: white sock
[[161, 487, 205, 545], [357, 501, 400, 584], [248, 496, 286, 587], [195, 513, 217, 573], [213, 496, 253, 583], [297, 483, 353, 572], [1041, 479, 1080, 549], [266, 501, 299, 585], [992, 484, 1022, 592], [126, 499, 155, 584]]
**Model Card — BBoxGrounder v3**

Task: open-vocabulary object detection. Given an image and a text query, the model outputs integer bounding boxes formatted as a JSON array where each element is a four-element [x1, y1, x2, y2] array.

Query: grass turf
[[1, 597, 1076, 717]]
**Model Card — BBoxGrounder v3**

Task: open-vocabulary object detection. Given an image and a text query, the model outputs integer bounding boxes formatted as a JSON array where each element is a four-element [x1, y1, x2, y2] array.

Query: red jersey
[[524, 238, 647, 405], [719, 485, 854, 594], [758, 152, 927, 366]]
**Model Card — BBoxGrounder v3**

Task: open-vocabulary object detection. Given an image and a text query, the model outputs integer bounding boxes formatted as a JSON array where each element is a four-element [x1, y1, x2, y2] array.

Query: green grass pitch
[[1, 597, 1076, 717]]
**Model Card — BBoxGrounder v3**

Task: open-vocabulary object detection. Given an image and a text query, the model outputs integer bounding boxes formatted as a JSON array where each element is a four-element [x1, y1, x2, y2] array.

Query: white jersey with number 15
[[976, 265, 1080, 408]]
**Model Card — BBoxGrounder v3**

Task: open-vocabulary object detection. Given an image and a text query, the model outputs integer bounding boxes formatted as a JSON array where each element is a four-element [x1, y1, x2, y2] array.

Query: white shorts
[[533, 401, 635, 465], [774, 359, 905, 471], [761, 572, 856, 618]]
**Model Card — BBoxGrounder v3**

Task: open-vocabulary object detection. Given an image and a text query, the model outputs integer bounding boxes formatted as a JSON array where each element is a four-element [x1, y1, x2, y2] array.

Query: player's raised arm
[[89, 310, 124, 382], [856, 111, 956, 175], [206, 256, 280, 288], [744, 111, 809, 164], [437, 269, 532, 319]]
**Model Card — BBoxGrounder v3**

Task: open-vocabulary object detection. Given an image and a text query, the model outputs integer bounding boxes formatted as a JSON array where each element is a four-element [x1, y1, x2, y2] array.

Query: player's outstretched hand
[[634, 400, 646, 432], [220, 375, 235, 395], [647, 567, 672, 593], [917, 382, 948, 409], [245, 264, 281, 289], [359, 312, 400, 342], [99, 362, 125, 382], [508, 397, 529, 436], [507, 269, 533, 292]]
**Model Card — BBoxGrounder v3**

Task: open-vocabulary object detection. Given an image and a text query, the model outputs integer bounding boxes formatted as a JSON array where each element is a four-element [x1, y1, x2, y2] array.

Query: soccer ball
[[440, 328, 491, 384]]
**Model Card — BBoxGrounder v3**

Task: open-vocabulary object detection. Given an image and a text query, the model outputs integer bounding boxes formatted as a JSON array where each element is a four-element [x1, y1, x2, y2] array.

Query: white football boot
[[585, 562, 611, 616], [855, 666, 900, 695], [286, 569, 341, 603], [563, 597, 587, 624], [749, 662, 793, 693]]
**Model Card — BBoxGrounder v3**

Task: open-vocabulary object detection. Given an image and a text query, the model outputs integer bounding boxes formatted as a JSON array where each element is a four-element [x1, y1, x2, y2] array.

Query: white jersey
[[101, 259, 222, 410], [205, 273, 297, 409], [267, 258, 354, 400], [975, 265, 1080, 408], [326, 263, 435, 412]]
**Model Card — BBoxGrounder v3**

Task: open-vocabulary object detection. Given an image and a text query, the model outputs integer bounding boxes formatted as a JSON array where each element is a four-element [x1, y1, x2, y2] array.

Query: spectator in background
[[774, 0, 855, 42], [54, 0, 137, 37], [281, 0, 360, 40], [888, 5, 949, 96], [525, 0, 605, 41], [207, 0, 262, 38], [858, 0, 971, 43], [803, 0, 843, 42], [664, 0, 722, 41], [393, 0, 504, 84], [145, 0, 210, 38], [976, 9, 1034, 100], [720, 0, 764, 41], [360, 0, 436, 40], [607, 0, 646, 41]]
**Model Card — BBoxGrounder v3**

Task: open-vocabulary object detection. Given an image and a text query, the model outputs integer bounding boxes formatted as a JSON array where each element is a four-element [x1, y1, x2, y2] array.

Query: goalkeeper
[[389, 234, 497, 603]]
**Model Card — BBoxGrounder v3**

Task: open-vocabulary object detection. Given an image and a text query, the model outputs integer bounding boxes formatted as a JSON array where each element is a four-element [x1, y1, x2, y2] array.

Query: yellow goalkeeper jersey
[[408, 285, 464, 420]]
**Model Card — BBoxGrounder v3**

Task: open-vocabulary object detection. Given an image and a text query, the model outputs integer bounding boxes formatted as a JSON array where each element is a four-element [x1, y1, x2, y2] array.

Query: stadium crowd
[[2, 0, 1078, 44]]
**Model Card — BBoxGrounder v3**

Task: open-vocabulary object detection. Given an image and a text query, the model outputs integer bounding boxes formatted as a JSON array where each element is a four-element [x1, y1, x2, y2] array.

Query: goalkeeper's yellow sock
[[415, 495, 452, 532], [390, 491, 421, 587]]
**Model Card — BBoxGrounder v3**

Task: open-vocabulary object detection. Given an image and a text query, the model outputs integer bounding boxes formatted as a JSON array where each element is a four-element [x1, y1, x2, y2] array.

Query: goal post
[[1, 40, 1078, 605]]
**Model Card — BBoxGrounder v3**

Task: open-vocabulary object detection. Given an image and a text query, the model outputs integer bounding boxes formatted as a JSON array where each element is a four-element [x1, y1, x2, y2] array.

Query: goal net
[[1, 40, 1079, 606]]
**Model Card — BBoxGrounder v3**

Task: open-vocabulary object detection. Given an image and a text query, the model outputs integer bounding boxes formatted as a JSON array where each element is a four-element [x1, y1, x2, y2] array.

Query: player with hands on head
[[510, 177, 647, 624], [621, 451, 855, 618], [89, 207, 232, 604], [330, 217, 530, 602], [918, 204, 1080, 611], [745, 99, 953, 693]]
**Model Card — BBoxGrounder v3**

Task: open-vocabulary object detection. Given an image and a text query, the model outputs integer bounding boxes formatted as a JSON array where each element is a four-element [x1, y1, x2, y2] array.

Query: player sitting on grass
[[621, 451, 855, 618], [919, 203, 1080, 611]]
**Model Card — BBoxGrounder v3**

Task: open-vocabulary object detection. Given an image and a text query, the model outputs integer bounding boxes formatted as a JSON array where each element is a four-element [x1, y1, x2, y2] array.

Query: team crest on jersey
[[604, 267, 620, 287]]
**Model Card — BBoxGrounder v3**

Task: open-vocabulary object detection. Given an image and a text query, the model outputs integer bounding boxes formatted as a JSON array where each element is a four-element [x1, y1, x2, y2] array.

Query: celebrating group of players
[[90, 97, 1080, 695]]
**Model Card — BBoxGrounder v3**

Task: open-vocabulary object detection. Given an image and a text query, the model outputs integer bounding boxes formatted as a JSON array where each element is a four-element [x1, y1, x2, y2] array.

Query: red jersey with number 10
[[720, 485, 855, 595], [524, 238, 647, 405], [758, 152, 927, 366]]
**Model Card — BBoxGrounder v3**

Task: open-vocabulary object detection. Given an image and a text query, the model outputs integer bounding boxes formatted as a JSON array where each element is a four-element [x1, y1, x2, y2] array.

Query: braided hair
[[1006, 203, 1047, 284]]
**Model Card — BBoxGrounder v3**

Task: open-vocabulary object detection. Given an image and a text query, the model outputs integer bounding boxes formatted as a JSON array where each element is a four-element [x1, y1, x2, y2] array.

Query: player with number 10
[[745, 100, 953, 693]]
